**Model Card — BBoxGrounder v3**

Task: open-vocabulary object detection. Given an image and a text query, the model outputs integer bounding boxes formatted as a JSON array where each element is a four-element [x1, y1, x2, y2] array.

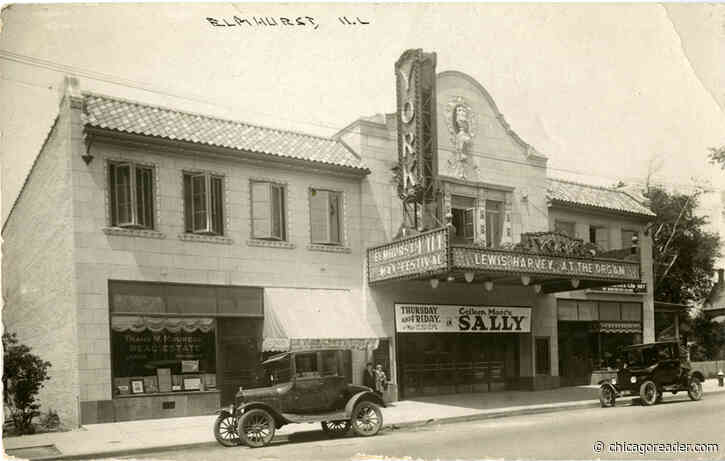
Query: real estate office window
[[309, 188, 343, 245], [108, 161, 155, 229], [183, 172, 224, 235], [251, 181, 287, 241]]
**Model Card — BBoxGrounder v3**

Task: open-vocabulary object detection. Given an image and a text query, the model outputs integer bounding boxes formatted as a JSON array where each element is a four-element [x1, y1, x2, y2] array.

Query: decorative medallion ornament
[[444, 96, 479, 180]]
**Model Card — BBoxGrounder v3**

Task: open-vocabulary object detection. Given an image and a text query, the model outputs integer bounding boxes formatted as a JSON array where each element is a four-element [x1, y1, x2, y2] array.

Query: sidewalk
[[4, 379, 724, 460]]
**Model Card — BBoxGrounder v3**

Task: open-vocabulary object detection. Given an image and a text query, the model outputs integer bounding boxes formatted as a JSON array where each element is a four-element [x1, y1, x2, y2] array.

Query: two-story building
[[2, 51, 656, 427]]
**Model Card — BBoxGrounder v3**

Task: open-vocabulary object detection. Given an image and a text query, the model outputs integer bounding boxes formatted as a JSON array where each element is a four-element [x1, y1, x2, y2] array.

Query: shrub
[[2, 332, 52, 435]]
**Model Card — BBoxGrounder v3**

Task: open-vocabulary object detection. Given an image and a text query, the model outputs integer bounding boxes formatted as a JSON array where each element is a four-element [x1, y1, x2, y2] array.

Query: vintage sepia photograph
[[1, 3, 725, 460]]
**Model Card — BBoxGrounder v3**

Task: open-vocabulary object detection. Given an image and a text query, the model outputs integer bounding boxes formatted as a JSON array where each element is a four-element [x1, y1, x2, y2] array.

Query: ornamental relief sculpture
[[444, 96, 479, 181]]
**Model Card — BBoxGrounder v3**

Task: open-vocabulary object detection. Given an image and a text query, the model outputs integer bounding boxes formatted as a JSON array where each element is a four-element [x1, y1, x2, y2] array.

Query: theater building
[[2, 49, 655, 425]]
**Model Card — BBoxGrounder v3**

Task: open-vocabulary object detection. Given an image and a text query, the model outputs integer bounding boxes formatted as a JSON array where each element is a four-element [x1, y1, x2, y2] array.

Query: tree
[[3, 332, 52, 434], [645, 186, 721, 305], [687, 312, 725, 361], [707, 146, 725, 169]]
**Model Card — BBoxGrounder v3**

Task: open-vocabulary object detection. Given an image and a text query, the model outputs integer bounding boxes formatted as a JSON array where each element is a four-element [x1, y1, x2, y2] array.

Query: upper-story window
[[485, 200, 504, 248], [108, 161, 155, 229], [589, 225, 609, 250], [451, 195, 475, 244], [555, 220, 576, 238], [183, 172, 224, 235], [309, 188, 342, 245], [251, 181, 287, 241], [621, 229, 637, 250]]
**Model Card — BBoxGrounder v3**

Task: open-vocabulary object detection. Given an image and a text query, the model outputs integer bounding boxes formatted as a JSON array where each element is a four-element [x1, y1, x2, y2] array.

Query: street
[[117, 391, 725, 461]]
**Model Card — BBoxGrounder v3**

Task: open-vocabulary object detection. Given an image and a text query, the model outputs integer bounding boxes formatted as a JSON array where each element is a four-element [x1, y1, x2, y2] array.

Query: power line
[[1, 49, 721, 193]]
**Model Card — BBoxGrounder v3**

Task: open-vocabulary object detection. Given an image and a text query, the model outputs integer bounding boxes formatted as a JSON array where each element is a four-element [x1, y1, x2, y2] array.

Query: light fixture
[[430, 278, 440, 289], [446, 275, 455, 282], [521, 275, 531, 286], [464, 272, 475, 283], [484, 280, 494, 291], [533, 284, 542, 294], [571, 278, 580, 289]]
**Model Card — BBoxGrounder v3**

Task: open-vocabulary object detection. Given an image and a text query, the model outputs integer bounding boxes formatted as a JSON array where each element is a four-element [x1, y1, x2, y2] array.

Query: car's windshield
[[622, 344, 674, 368], [263, 354, 292, 385]]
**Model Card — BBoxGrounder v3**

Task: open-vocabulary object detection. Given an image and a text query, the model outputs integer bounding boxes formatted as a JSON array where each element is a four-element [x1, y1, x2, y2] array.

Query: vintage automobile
[[213, 349, 385, 448], [599, 341, 705, 407]]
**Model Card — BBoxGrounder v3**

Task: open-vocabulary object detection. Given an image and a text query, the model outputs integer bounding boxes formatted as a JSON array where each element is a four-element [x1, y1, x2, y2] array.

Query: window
[[108, 162, 154, 229], [183, 172, 224, 235], [111, 315, 216, 395], [451, 195, 475, 244], [309, 189, 343, 245], [251, 181, 286, 240], [621, 229, 637, 250], [589, 226, 609, 250], [555, 220, 576, 238], [295, 353, 319, 377], [485, 200, 503, 247], [535, 337, 550, 375]]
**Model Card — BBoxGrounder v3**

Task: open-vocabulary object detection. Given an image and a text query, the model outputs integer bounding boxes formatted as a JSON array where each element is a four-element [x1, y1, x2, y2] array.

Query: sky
[[1, 3, 725, 226]]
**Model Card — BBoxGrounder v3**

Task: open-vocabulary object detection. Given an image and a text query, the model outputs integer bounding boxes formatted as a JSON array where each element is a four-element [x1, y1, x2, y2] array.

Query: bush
[[2, 332, 52, 435]]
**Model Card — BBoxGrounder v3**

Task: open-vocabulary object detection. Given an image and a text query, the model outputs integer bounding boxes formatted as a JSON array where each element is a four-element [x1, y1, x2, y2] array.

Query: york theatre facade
[[2, 49, 654, 425]]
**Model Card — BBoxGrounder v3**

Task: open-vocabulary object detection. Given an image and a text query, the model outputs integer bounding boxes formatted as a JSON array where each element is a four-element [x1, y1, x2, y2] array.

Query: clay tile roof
[[547, 178, 656, 218], [81, 93, 368, 173]]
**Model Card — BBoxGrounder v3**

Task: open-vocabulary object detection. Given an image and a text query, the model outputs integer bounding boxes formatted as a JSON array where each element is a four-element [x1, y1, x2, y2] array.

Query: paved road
[[119, 392, 725, 461]]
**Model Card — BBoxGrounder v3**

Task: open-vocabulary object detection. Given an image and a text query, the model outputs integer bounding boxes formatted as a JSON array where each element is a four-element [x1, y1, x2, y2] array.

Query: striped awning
[[590, 321, 641, 334], [261, 288, 383, 352]]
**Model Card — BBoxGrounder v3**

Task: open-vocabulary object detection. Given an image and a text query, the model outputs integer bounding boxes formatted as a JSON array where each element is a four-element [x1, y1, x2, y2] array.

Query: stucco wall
[[2, 96, 80, 426], [71, 135, 366, 404]]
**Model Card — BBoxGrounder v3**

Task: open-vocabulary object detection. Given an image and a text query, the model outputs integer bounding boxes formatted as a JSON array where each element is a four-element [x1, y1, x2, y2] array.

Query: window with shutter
[[451, 195, 475, 244], [108, 161, 155, 229], [251, 182, 286, 241], [485, 200, 503, 247], [589, 226, 609, 250], [309, 188, 343, 245], [183, 172, 225, 236]]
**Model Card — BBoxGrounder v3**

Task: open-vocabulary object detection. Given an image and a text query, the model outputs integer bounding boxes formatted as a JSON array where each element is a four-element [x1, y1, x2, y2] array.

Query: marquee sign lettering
[[452, 247, 640, 281], [368, 228, 448, 283], [395, 304, 531, 333], [395, 49, 438, 203]]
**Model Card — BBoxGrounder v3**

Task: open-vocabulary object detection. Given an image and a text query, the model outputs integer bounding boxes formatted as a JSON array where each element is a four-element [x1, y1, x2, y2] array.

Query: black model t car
[[599, 341, 705, 407], [213, 349, 384, 448]]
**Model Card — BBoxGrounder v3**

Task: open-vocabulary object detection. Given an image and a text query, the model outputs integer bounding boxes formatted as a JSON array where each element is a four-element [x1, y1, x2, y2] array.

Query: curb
[[25, 387, 725, 460]]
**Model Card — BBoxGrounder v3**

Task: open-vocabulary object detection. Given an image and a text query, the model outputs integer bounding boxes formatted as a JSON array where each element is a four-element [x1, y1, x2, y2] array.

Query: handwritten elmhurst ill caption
[[206, 16, 370, 30]]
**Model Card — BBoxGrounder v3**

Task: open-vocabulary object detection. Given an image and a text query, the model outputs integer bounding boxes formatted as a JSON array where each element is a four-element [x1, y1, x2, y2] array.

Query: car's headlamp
[[611, 377, 617, 385], [630, 376, 637, 384]]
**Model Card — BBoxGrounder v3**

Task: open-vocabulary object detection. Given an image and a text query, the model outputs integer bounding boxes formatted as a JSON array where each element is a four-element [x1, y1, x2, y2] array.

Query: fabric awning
[[590, 321, 642, 334], [111, 316, 215, 333], [262, 288, 381, 352]]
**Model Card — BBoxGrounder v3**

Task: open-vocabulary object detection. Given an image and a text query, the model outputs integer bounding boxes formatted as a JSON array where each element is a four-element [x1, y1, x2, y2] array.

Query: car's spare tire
[[639, 380, 658, 406]]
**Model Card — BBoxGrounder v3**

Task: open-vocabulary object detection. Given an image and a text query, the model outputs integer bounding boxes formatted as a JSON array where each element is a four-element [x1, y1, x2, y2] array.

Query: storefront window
[[111, 316, 216, 395], [535, 337, 550, 375]]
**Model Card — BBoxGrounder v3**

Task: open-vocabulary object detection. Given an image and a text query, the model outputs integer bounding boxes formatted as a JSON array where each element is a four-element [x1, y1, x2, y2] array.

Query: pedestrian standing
[[363, 362, 376, 390], [374, 363, 387, 398]]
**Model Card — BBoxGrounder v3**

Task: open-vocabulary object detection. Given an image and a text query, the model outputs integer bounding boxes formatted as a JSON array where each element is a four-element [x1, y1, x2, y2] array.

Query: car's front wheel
[[322, 420, 351, 437], [639, 380, 658, 406], [688, 377, 703, 401], [350, 401, 383, 437], [238, 408, 276, 448], [599, 385, 616, 408], [213, 412, 240, 447]]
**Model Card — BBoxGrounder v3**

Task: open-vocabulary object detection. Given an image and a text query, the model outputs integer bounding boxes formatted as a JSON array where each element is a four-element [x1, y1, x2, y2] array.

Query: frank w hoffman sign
[[395, 304, 531, 333]]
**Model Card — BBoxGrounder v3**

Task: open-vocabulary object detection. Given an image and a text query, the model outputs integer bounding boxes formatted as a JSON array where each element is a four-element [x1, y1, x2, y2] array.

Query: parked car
[[213, 349, 384, 448], [599, 341, 705, 407]]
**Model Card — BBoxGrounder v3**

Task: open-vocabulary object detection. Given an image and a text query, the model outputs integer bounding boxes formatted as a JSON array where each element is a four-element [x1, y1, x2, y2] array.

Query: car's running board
[[281, 411, 348, 424]]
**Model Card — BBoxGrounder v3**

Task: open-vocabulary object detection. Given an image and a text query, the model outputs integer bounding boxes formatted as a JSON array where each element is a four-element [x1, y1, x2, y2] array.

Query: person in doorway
[[374, 364, 388, 398], [363, 362, 376, 390]]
